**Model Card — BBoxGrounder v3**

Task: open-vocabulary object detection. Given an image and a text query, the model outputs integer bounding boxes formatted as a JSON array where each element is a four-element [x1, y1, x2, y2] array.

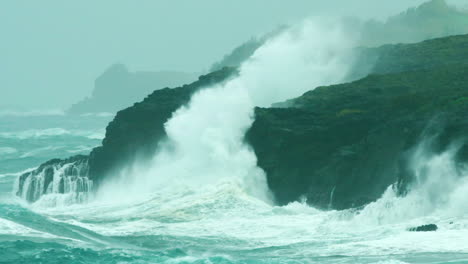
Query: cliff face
[[67, 64, 198, 115], [247, 35, 468, 209], [16, 155, 90, 203]]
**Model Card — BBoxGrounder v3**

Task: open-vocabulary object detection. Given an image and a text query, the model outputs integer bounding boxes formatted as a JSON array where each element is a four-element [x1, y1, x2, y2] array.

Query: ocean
[[2, 116, 468, 263]]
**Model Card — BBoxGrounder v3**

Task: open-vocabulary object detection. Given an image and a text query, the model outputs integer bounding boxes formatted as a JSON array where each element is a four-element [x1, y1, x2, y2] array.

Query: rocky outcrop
[[67, 64, 198, 115], [16, 155, 91, 203], [85, 34, 468, 209], [16, 32, 468, 210], [408, 224, 438, 232], [247, 35, 468, 208]]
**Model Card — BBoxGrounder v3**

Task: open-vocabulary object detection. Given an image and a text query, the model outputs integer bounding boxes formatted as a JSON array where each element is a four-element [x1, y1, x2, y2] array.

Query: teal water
[[2, 114, 468, 264], [0, 113, 109, 174]]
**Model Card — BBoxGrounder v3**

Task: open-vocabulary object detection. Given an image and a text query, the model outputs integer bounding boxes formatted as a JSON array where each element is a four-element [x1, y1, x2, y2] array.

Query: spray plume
[[97, 18, 356, 204]]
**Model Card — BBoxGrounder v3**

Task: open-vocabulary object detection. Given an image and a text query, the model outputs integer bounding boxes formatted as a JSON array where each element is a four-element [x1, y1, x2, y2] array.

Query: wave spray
[[98, 19, 355, 204]]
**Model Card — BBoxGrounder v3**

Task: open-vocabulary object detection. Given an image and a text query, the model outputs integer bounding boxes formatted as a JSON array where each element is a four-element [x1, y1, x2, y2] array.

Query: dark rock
[[16, 155, 90, 203], [408, 224, 438, 232], [17, 32, 468, 211]]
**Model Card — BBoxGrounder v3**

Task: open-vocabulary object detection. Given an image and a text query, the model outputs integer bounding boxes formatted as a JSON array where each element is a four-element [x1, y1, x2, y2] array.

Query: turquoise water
[[0, 113, 108, 174], [2, 114, 468, 264]]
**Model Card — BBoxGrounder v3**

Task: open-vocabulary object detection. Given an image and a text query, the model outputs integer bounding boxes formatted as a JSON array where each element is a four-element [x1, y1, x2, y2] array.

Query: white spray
[[354, 139, 468, 226], [98, 18, 356, 204]]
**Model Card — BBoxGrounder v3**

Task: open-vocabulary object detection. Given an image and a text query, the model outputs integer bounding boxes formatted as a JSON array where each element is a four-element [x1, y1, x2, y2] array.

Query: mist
[[0, 0, 429, 111]]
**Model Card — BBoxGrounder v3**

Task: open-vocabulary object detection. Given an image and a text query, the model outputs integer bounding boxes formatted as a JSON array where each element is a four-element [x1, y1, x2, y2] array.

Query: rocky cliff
[[247, 34, 468, 209], [16, 34, 468, 210], [16, 155, 90, 203]]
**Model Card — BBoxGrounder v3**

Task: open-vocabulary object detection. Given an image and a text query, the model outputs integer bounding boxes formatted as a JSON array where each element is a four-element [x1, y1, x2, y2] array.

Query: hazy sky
[[1, 0, 430, 110]]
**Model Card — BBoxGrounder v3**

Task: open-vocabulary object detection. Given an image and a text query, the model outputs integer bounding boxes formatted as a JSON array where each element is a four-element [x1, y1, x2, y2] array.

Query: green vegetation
[[336, 109, 366, 117]]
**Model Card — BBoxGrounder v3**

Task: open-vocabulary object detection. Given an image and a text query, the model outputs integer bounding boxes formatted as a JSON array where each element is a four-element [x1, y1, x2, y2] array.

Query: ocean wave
[[0, 217, 56, 237], [66, 145, 95, 154], [19, 146, 65, 158], [0, 109, 65, 117], [0, 128, 105, 140], [33, 178, 468, 258], [0, 147, 17, 155], [0, 167, 37, 179], [371, 261, 409, 264]]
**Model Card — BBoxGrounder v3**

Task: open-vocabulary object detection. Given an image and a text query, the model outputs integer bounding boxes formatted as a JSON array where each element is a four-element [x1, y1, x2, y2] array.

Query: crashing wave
[[0, 147, 18, 156], [16, 155, 92, 204]]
